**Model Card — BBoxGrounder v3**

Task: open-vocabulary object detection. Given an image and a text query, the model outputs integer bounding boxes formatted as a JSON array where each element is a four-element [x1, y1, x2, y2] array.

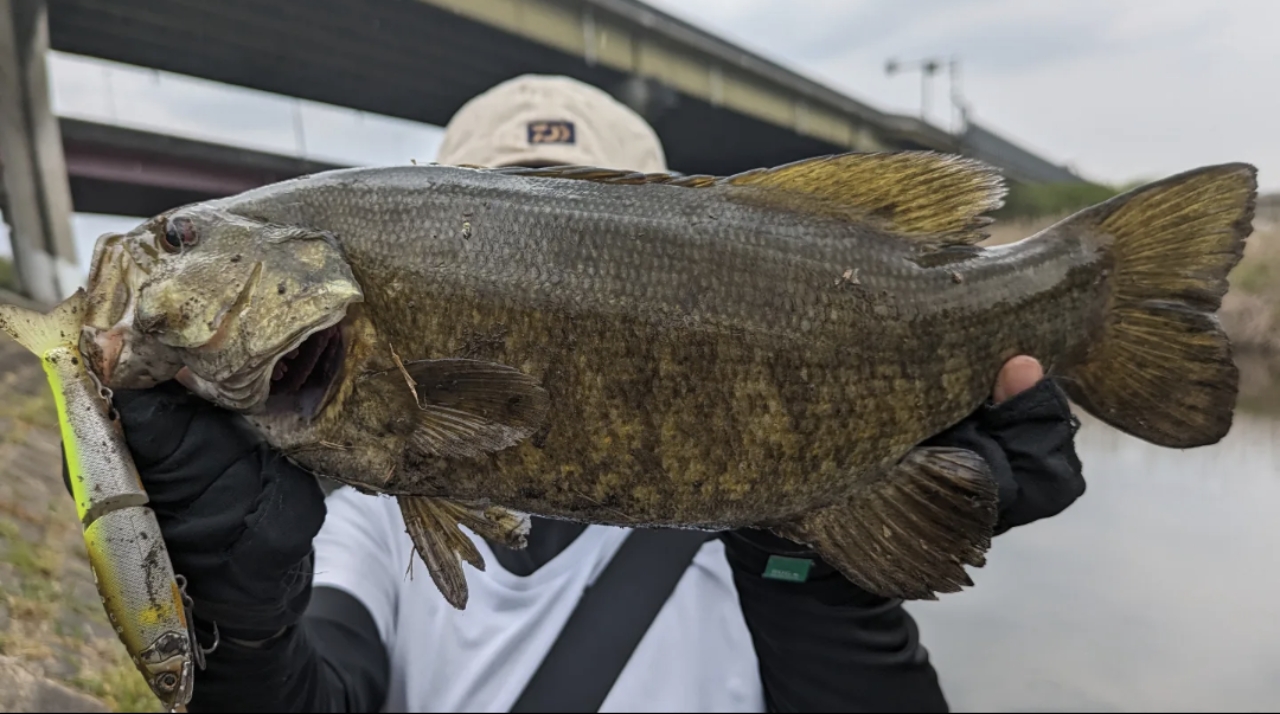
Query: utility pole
[[885, 55, 969, 135], [947, 57, 970, 135]]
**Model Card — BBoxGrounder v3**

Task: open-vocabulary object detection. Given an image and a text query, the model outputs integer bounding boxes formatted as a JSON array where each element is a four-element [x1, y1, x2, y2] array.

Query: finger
[[993, 356, 1044, 404]]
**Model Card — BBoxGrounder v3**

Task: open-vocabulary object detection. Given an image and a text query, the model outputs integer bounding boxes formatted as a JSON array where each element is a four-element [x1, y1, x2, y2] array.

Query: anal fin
[[775, 446, 999, 600], [398, 495, 531, 610]]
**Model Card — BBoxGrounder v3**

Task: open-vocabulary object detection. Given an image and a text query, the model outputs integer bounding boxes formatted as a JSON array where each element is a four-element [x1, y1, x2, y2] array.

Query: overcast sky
[[3, 0, 1278, 272], [642, 0, 1280, 191]]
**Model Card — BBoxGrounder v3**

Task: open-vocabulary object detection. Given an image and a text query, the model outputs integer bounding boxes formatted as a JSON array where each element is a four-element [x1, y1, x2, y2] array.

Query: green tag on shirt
[[762, 555, 813, 583]]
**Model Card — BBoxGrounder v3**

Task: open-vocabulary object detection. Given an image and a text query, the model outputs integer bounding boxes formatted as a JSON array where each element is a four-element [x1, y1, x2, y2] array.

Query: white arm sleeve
[[311, 486, 409, 648]]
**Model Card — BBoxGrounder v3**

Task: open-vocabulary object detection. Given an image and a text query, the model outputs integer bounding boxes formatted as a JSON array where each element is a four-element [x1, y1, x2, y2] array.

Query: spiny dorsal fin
[[486, 153, 1006, 245], [724, 152, 1006, 244]]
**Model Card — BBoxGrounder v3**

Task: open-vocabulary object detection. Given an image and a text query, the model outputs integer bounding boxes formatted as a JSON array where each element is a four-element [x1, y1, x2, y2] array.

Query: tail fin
[[0, 289, 88, 356], [1054, 163, 1257, 448]]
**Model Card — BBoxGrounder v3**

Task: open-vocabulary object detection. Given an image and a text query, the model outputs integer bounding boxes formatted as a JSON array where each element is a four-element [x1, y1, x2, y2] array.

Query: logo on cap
[[527, 120, 576, 146]]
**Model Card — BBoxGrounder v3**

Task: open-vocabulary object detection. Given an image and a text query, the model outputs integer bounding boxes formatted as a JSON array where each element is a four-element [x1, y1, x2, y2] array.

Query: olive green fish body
[[0, 291, 197, 710], [217, 164, 1102, 525], [84, 152, 1258, 609]]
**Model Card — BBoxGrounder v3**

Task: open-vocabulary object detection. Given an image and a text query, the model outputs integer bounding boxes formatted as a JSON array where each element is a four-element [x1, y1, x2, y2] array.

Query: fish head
[[81, 204, 364, 417]]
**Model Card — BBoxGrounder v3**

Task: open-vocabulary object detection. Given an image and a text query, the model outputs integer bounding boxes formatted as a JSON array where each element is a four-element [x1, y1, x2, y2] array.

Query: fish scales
[[215, 166, 1097, 523], [74, 152, 1257, 608]]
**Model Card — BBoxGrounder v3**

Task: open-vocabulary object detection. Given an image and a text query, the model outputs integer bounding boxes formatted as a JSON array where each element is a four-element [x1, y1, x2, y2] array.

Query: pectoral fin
[[774, 446, 999, 600], [378, 357, 550, 460], [397, 495, 531, 610]]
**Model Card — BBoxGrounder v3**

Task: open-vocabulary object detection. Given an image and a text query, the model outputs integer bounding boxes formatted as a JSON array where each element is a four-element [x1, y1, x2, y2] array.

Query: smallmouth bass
[[73, 152, 1257, 610]]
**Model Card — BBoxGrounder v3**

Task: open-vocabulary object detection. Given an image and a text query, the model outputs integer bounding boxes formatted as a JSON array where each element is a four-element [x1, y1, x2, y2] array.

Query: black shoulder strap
[[510, 528, 715, 713]]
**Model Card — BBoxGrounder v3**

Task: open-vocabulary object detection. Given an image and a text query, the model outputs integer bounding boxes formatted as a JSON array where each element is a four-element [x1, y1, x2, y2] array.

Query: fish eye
[[162, 216, 198, 253], [155, 672, 178, 691]]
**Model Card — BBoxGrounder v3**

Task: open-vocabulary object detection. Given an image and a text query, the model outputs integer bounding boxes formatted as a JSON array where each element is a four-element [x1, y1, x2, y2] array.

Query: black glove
[[60, 380, 327, 643], [925, 374, 1085, 535], [722, 377, 1085, 595]]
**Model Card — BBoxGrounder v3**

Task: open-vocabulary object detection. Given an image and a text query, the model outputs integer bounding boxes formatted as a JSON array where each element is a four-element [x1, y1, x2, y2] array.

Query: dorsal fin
[[483, 152, 1006, 245], [723, 153, 1006, 244]]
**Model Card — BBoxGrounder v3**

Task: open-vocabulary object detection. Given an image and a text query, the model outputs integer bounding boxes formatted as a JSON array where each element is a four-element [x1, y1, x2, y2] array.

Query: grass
[[11, 391, 58, 430], [1231, 260, 1272, 294], [70, 657, 162, 714], [1220, 219, 1280, 354], [0, 256, 15, 293], [995, 180, 1126, 221], [6, 540, 50, 580]]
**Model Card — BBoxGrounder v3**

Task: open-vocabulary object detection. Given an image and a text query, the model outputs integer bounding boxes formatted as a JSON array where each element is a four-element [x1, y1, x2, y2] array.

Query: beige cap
[[434, 74, 668, 173]]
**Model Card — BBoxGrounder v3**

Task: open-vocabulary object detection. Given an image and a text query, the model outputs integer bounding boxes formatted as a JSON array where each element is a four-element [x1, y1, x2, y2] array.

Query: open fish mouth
[[261, 318, 347, 420], [175, 313, 349, 421]]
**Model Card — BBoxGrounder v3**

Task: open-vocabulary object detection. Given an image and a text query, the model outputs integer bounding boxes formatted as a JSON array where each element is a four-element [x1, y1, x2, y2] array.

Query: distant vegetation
[[1220, 197, 1280, 355], [0, 256, 15, 293], [994, 179, 1148, 220]]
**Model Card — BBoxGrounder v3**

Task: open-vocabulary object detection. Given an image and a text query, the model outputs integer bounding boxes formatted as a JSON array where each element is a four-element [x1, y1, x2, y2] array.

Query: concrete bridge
[[1, 0, 1084, 302]]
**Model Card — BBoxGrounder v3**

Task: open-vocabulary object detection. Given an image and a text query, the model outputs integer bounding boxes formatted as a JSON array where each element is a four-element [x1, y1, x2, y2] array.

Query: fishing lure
[[0, 289, 213, 711]]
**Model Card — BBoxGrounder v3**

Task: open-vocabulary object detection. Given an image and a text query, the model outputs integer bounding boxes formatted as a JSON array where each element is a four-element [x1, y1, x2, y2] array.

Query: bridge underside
[[47, 0, 865, 179], [57, 119, 345, 218]]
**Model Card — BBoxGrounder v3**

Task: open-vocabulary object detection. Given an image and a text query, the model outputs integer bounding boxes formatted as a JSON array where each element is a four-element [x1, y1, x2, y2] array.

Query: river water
[[908, 357, 1280, 712]]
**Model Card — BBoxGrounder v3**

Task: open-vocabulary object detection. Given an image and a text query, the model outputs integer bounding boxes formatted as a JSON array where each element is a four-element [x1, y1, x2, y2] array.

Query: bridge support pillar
[[0, 0, 79, 304]]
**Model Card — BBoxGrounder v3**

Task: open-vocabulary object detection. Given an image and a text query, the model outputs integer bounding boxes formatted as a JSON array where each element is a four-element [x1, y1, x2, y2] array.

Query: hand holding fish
[[0, 291, 324, 711]]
